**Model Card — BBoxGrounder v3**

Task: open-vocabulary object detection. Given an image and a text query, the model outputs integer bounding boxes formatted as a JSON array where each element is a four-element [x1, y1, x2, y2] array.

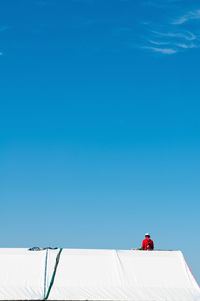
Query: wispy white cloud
[[148, 40, 170, 45], [143, 46, 177, 54], [139, 24, 200, 55], [142, 29, 200, 54], [172, 9, 200, 24], [152, 30, 197, 41], [175, 43, 197, 49], [138, 1, 200, 55]]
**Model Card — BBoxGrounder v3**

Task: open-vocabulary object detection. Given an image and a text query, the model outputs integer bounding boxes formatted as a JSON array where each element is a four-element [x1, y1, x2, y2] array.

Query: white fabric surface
[[0, 248, 45, 300], [48, 249, 200, 301], [0, 248, 199, 300], [0, 248, 59, 300]]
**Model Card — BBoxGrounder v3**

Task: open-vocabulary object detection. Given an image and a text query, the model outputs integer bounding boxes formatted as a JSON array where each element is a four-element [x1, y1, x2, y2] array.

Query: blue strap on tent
[[44, 248, 63, 300]]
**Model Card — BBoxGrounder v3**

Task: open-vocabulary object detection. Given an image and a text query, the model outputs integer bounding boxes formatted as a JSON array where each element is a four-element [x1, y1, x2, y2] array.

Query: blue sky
[[0, 0, 200, 284]]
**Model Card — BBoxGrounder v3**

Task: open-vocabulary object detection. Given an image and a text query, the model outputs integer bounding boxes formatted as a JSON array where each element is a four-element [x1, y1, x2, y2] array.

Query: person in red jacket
[[140, 233, 154, 250]]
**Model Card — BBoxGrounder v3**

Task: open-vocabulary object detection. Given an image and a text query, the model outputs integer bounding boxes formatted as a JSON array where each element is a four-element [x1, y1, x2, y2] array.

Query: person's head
[[145, 233, 150, 238]]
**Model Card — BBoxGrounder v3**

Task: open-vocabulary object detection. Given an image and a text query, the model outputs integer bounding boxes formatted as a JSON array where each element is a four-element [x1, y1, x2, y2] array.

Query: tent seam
[[44, 248, 49, 299]]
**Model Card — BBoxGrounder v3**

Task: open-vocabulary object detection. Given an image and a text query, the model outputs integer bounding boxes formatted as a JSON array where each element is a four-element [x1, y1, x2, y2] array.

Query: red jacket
[[142, 237, 154, 250]]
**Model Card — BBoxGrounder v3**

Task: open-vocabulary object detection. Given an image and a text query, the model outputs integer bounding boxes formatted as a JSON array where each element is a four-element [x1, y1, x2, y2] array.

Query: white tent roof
[[0, 248, 58, 300], [0, 248, 199, 301]]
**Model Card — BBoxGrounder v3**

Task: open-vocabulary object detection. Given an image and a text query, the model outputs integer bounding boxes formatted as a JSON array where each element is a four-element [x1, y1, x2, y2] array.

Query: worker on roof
[[140, 233, 154, 250]]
